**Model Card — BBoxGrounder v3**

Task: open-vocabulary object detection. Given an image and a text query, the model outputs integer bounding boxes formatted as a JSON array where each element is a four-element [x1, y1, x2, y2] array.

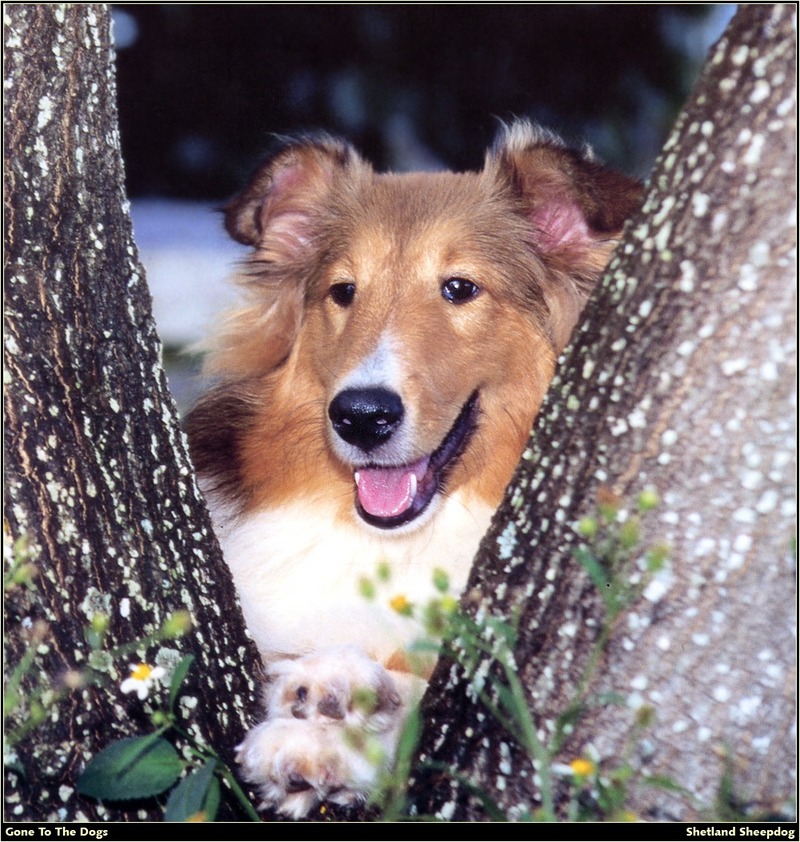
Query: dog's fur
[[186, 121, 641, 817]]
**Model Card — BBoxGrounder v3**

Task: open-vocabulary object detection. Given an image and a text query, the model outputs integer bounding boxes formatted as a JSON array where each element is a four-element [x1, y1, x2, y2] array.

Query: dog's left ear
[[485, 121, 643, 346], [486, 122, 642, 263]]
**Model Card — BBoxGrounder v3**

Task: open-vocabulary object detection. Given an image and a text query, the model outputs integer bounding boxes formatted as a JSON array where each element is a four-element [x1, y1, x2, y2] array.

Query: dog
[[185, 121, 641, 817]]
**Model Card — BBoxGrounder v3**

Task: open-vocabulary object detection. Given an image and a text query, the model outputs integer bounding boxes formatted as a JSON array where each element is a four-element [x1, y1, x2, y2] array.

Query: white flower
[[120, 662, 166, 699]]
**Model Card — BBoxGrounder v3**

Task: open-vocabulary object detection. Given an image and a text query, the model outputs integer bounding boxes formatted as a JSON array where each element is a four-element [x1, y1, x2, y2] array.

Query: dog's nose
[[328, 387, 404, 453]]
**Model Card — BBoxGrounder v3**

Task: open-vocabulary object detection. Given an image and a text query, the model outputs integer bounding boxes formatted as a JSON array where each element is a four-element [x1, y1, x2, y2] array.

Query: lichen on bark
[[4, 4, 260, 821]]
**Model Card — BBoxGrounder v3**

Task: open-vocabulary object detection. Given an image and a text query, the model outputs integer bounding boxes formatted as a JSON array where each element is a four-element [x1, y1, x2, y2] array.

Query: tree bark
[[409, 3, 796, 822], [4, 4, 260, 822]]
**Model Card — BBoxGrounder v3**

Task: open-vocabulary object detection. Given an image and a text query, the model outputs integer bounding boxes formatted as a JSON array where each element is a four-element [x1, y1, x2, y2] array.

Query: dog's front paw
[[236, 718, 379, 819], [265, 645, 403, 734], [238, 646, 406, 818]]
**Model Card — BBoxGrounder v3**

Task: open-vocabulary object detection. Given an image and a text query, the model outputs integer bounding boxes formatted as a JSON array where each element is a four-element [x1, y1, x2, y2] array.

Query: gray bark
[[3, 4, 260, 822], [409, 3, 796, 821]]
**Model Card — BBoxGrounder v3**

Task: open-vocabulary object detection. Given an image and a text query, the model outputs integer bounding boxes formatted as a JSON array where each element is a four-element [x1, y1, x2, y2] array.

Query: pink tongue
[[355, 457, 430, 519]]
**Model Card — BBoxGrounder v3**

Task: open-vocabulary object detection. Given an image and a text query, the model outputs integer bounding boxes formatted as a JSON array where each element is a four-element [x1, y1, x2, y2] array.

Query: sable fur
[[186, 120, 642, 816]]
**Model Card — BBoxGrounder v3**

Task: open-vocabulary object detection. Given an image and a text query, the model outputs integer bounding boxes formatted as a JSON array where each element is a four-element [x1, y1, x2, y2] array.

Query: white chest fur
[[210, 491, 494, 665]]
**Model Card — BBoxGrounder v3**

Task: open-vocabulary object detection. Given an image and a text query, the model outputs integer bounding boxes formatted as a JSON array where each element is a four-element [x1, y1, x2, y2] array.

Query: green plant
[[362, 487, 683, 821], [3, 530, 259, 822], [75, 654, 260, 821]]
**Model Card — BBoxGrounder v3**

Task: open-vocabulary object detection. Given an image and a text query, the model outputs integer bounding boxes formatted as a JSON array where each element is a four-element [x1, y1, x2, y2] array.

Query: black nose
[[328, 387, 404, 453]]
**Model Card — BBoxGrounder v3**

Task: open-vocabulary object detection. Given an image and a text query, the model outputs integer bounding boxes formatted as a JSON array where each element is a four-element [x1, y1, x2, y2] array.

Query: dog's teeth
[[354, 471, 361, 487], [409, 473, 417, 500]]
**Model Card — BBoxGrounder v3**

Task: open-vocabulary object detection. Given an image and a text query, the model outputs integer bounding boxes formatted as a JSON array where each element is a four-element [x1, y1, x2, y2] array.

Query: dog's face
[[203, 125, 642, 530], [296, 172, 558, 529]]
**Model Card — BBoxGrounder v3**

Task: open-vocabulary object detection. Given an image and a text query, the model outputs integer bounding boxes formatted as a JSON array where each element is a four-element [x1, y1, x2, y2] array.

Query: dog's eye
[[329, 282, 356, 307], [441, 277, 480, 304]]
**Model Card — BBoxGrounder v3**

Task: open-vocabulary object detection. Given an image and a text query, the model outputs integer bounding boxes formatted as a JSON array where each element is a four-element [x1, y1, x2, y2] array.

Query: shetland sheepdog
[[186, 121, 641, 817]]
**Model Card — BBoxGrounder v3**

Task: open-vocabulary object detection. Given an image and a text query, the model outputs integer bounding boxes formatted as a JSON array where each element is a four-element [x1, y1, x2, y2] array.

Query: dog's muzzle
[[328, 387, 479, 529]]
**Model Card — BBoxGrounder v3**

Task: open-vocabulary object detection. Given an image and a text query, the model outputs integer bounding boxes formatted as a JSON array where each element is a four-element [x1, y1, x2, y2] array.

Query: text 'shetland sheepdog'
[[186, 121, 642, 818]]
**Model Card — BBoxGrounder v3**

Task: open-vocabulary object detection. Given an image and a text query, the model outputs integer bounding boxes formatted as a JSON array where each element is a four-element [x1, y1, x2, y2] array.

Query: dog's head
[[208, 123, 641, 530]]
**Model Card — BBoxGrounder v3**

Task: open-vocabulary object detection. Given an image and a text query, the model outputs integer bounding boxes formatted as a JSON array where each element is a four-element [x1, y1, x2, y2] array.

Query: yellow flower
[[120, 662, 165, 699], [569, 757, 596, 777], [389, 594, 412, 616]]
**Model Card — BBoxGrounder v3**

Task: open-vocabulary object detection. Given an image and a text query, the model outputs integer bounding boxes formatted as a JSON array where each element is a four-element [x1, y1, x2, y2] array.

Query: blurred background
[[112, 4, 736, 407]]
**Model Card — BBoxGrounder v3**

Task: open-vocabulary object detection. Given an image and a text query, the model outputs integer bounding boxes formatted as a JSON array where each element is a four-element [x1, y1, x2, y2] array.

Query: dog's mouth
[[352, 392, 479, 530]]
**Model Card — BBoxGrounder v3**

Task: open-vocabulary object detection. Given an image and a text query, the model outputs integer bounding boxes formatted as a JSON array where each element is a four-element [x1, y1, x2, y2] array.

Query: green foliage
[[9, 489, 788, 823], [164, 759, 221, 822], [77, 735, 183, 801], [376, 706, 424, 822], [3, 535, 38, 591], [573, 487, 668, 623], [168, 653, 196, 711], [361, 487, 685, 821], [3, 540, 259, 822], [70, 653, 260, 821], [71, 653, 260, 821]]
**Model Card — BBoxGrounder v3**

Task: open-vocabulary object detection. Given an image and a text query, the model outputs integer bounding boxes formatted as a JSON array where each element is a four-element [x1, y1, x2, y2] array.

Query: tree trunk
[[4, 4, 260, 822], [408, 3, 796, 822]]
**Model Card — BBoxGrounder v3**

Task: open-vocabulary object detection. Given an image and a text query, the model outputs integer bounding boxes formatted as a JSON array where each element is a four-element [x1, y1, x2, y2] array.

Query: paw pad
[[239, 646, 409, 817]]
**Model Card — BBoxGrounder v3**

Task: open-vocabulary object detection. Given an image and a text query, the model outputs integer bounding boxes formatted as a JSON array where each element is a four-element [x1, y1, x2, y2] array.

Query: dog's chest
[[211, 491, 494, 664]]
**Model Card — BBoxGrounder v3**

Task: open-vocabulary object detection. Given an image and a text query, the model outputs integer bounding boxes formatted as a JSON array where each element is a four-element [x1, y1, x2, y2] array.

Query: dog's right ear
[[204, 136, 365, 381], [224, 134, 364, 252]]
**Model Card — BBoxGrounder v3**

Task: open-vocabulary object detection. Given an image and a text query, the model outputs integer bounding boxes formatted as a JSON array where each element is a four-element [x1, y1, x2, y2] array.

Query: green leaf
[[164, 759, 220, 821], [594, 691, 627, 707], [618, 518, 641, 550], [482, 615, 518, 648], [573, 546, 610, 593], [641, 773, 689, 793], [551, 700, 586, 752], [77, 735, 183, 801], [169, 654, 195, 712], [405, 639, 442, 655]]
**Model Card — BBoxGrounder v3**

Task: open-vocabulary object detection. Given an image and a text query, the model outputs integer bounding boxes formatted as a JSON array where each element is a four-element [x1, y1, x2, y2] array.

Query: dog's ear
[[485, 121, 643, 348], [224, 134, 365, 251], [206, 137, 367, 380], [486, 122, 642, 260]]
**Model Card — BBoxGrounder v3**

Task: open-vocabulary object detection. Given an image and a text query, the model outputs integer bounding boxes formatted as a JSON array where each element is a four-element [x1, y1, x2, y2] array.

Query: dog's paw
[[236, 718, 379, 819], [238, 646, 406, 818], [264, 645, 403, 734]]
